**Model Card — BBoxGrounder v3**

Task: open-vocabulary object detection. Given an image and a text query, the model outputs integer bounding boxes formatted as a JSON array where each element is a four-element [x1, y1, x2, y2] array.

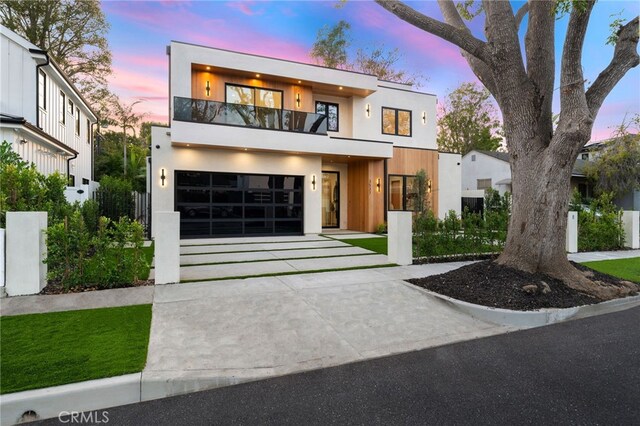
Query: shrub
[[95, 176, 135, 222], [376, 222, 387, 234], [575, 192, 625, 251]]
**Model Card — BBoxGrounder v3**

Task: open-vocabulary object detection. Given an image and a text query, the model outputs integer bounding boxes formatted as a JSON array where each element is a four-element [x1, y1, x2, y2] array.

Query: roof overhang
[[0, 117, 78, 156]]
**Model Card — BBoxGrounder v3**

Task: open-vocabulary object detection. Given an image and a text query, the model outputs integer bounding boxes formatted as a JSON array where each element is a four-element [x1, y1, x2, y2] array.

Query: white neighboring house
[[151, 41, 461, 238], [0, 25, 97, 199], [462, 149, 594, 199]]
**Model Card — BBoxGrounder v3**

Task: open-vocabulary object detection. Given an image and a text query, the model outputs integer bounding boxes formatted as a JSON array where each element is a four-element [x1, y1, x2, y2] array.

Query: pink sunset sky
[[103, 0, 640, 141]]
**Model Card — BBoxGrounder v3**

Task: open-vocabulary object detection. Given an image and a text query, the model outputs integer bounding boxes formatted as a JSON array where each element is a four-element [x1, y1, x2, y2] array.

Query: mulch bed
[[40, 279, 154, 295], [407, 261, 638, 311]]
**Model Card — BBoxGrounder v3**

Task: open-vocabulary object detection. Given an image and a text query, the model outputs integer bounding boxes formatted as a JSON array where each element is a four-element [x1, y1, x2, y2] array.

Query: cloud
[[226, 1, 264, 16]]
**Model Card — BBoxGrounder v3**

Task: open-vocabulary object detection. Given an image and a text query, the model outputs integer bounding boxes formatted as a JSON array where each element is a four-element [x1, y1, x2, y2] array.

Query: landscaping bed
[[0, 304, 152, 394], [407, 260, 639, 311]]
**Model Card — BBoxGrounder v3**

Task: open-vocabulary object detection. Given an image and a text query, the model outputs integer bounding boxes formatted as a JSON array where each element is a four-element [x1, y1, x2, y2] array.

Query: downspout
[[29, 48, 49, 129], [66, 152, 78, 185]]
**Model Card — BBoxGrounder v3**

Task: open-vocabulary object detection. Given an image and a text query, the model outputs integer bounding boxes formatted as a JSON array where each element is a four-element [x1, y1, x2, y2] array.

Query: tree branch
[[437, 0, 498, 95], [374, 0, 489, 63], [559, 1, 595, 115], [586, 16, 640, 117], [515, 2, 529, 29]]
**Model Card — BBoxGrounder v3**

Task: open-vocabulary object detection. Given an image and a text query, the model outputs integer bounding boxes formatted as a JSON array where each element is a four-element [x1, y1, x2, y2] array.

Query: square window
[[315, 101, 339, 132], [382, 107, 411, 137]]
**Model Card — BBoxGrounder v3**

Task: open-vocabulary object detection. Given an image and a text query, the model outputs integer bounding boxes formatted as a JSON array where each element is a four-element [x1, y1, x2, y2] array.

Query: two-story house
[[0, 25, 97, 192], [151, 41, 461, 238]]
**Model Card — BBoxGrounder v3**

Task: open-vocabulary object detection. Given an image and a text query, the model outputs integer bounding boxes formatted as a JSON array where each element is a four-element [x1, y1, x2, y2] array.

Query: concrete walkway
[[568, 249, 640, 263], [141, 261, 515, 399]]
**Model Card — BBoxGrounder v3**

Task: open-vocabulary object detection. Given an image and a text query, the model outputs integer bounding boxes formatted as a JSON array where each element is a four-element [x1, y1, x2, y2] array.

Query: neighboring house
[[0, 25, 97, 195], [151, 41, 461, 238], [461, 150, 593, 198], [578, 138, 640, 210]]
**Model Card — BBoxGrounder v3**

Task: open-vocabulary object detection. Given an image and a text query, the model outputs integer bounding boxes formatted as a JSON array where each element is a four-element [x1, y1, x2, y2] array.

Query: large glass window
[[225, 84, 282, 109], [382, 107, 411, 136], [388, 174, 424, 211], [38, 70, 46, 110], [59, 92, 66, 124], [315, 101, 339, 132]]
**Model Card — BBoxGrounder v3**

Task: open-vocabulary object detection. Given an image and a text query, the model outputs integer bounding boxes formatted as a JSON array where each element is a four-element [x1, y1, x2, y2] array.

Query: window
[[82, 178, 90, 185], [382, 107, 411, 136], [581, 153, 589, 160], [388, 174, 423, 211], [471, 154, 476, 162], [86, 119, 91, 144], [68, 99, 74, 114], [75, 107, 80, 135], [38, 70, 46, 110], [477, 178, 492, 190], [315, 101, 339, 132], [59, 92, 66, 124], [225, 84, 283, 109]]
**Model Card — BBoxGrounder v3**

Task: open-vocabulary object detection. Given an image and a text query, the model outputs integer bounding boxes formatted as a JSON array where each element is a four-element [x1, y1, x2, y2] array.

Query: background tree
[[375, 0, 639, 298], [311, 20, 424, 86], [584, 114, 640, 199], [0, 0, 112, 102], [437, 82, 502, 154]]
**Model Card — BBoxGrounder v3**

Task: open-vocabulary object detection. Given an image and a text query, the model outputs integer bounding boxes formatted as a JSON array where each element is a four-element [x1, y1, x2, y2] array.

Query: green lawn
[[342, 237, 388, 255], [581, 257, 640, 283], [0, 304, 152, 394]]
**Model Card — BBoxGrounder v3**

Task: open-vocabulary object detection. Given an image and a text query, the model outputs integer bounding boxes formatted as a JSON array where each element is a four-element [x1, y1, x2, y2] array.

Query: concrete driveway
[[141, 261, 515, 400]]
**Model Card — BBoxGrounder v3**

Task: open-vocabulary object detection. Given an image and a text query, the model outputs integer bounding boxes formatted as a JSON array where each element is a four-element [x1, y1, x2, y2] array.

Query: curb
[[404, 282, 640, 328], [0, 373, 141, 426]]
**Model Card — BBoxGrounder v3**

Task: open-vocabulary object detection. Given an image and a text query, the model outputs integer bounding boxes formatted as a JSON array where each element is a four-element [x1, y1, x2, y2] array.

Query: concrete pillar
[[622, 211, 639, 249], [154, 211, 180, 285], [388, 211, 413, 265], [0, 228, 5, 296], [566, 211, 578, 254], [6, 212, 47, 296]]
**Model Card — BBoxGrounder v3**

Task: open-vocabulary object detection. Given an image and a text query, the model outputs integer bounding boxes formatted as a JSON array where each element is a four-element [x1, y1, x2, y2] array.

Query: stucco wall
[[438, 152, 462, 219], [461, 151, 511, 195]]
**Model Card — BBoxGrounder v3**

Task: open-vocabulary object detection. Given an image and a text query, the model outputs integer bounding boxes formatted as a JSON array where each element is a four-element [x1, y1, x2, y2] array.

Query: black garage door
[[175, 171, 304, 238]]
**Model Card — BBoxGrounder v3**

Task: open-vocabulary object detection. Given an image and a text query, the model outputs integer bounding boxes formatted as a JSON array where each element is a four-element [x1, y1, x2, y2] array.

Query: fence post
[[6, 212, 48, 296], [566, 211, 578, 253], [388, 211, 413, 265], [154, 211, 180, 284], [622, 211, 639, 249]]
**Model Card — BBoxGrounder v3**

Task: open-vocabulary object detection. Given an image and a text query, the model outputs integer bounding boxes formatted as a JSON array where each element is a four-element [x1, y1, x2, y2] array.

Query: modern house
[[151, 41, 460, 238], [0, 25, 97, 195], [462, 149, 593, 198]]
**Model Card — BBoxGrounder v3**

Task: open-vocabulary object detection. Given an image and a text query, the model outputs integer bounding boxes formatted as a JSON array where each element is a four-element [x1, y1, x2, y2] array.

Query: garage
[[175, 171, 304, 238]]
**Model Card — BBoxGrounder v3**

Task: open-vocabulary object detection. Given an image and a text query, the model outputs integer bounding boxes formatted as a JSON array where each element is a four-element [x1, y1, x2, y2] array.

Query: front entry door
[[322, 172, 339, 228]]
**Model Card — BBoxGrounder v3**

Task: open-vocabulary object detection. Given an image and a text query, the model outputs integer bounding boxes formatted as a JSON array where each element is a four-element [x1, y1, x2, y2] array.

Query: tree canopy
[[437, 82, 502, 155]]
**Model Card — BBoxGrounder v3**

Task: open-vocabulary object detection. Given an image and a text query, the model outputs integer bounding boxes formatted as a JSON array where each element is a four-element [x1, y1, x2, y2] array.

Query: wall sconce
[[365, 103, 371, 118], [205, 80, 211, 97], [311, 174, 317, 191], [296, 93, 301, 108], [422, 111, 427, 124], [376, 178, 381, 192], [19, 139, 28, 144], [160, 168, 166, 187], [427, 179, 432, 193]]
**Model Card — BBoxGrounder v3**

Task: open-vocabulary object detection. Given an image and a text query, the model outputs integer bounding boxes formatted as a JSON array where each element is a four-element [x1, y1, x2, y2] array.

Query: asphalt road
[[40, 307, 640, 426]]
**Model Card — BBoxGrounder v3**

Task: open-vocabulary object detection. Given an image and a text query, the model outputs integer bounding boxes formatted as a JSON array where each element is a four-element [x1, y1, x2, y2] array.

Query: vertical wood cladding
[[387, 147, 439, 216], [347, 159, 384, 232]]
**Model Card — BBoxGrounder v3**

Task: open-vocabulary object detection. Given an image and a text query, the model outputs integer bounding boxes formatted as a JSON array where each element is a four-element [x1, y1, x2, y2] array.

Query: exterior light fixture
[[311, 174, 317, 191], [376, 178, 381, 192], [339, 86, 343, 90], [205, 80, 211, 97], [297, 80, 301, 84], [160, 168, 166, 187], [427, 179, 432, 193], [206, 66, 211, 70], [296, 93, 301, 108], [256, 73, 260, 78], [365, 104, 371, 118], [19, 139, 28, 144], [422, 111, 426, 124]]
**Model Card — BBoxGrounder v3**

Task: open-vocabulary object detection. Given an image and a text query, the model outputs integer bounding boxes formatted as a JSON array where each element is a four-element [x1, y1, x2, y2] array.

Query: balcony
[[173, 97, 328, 135]]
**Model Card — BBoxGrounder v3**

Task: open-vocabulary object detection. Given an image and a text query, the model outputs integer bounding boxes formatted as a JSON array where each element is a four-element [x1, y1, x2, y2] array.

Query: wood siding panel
[[347, 159, 385, 232], [387, 147, 439, 215]]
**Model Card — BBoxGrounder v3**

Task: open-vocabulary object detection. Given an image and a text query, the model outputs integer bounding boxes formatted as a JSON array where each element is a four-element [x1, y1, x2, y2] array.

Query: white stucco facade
[[438, 152, 462, 218], [461, 150, 512, 196], [0, 25, 96, 185]]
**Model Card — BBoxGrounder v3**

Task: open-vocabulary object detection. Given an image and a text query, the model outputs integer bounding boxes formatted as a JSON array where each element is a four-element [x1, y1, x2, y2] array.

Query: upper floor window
[[225, 84, 282, 109], [382, 107, 411, 137], [86, 119, 91, 144], [477, 178, 492, 190], [581, 153, 589, 160], [38, 70, 46, 110], [75, 107, 80, 135], [59, 92, 66, 124], [315, 101, 339, 132], [68, 99, 74, 114]]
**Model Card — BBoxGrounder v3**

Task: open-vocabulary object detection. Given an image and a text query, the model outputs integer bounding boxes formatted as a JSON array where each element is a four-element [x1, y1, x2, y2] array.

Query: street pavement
[[40, 306, 640, 425]]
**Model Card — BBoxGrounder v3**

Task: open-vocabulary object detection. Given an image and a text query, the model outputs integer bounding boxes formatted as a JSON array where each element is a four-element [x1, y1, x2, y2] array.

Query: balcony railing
[[173, 97, 328, 135]]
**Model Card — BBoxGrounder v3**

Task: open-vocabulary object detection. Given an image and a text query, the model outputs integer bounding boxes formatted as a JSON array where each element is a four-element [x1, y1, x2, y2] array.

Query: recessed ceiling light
[[244, 148, 248, 151], [256, 73, 260, 78], [298, 80, 301, 84], [206, 66, 210, 70], [339, 86, 343, 90], [186, 144, 190, 147]]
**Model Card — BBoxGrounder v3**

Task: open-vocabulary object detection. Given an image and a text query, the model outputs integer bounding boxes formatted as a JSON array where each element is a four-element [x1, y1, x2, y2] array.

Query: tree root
[[548, 267, 639, 301]]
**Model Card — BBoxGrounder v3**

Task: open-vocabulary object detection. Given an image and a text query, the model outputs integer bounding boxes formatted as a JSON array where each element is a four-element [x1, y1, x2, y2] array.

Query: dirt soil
[[407, 261, 638, 311], [40, 279, 154, 295]]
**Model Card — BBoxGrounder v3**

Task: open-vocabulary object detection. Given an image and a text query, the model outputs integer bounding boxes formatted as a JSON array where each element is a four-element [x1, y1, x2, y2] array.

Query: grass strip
[[178, 252, 379, 267], [340, 237, 388, 255], [580, 257, 640, 283], [179, 245, 348, 256], [180, 263, 398, 283], [0, 304, 152, 394], [180, 239, 329, 247]]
